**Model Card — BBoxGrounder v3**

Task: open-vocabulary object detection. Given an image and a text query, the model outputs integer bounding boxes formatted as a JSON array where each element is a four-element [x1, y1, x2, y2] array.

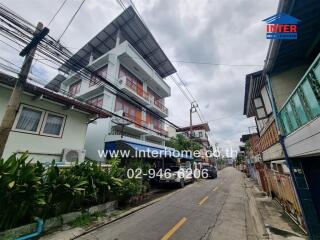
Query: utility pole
[[189, 101, 198, 139], [0, 22, 49, 158]]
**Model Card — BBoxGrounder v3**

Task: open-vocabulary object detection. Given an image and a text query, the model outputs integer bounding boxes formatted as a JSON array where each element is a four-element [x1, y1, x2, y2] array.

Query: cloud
[[0, 0, 278, 152]]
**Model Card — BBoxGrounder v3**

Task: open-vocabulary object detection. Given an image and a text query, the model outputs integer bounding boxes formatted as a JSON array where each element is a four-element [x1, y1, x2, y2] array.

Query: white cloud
[[1, 0, 278, 151]]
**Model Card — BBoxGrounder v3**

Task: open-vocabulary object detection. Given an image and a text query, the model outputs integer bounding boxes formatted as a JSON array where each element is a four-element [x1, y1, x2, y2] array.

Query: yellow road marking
[[198, 196, 209, 206], [212, 186, 219, 192], [161, 217, 187, 240]]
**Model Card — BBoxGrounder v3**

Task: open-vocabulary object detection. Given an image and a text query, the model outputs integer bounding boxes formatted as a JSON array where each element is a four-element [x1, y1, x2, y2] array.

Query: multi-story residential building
[[242, 0, 320, 237], [176, 123, 211, 162], [47, 6, 176, 161]]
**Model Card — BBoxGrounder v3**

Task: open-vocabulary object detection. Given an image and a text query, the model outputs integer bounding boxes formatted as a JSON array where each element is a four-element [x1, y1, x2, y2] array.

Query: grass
[[69, 214, 92, 228], [69, 211, 106, 228]]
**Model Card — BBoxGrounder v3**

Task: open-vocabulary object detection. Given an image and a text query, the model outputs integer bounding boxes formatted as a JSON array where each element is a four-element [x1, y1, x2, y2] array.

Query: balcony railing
[[123, 112, 148, 129], [154, 99, 168, 115], [123, 77, 150, 101], [152, 125, 169, 137], [279, 53, 320, 136]]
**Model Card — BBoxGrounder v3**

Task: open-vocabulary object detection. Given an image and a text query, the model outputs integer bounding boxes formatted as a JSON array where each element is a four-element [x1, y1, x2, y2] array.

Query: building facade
[[176, 123, 211, 162], [242, 0, 320, 237], [0, 72, 111, 163], [243, 72, 304, 230], [47, 7, 176, 161]]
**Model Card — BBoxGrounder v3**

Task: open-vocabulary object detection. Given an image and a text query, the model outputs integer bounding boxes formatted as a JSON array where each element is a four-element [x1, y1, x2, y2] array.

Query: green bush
[[0, 154, 146, 231], [42, 162, 88, 218], [0, 153, 46, 230], [69, 160, 123, 205]]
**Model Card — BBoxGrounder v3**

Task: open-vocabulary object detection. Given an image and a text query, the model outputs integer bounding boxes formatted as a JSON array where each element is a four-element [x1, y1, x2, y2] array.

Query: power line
[[0, 4, 181, 135], [48, 0, 68, 27], [123, 0, 206, 124], [57, 0, 86, 41], [207, 114, 247, 122]]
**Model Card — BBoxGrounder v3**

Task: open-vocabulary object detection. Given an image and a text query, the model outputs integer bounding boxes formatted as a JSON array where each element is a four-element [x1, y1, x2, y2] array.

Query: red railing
[[153, 125, 168, 137], [154, 99, 168, 114], [125, 78, 149, 101], [123, 112, 148, 129]]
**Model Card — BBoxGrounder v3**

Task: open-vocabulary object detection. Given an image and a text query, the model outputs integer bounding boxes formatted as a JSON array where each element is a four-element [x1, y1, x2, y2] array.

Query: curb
[[39, 187, 182, 240], [70, 187, 184, 239]]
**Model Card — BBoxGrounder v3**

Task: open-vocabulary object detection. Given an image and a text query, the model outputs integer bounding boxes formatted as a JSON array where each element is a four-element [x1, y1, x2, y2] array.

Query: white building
[[47, 7, 176, 161], [0, 72, 111, 163], [176, 123, 211, 162]]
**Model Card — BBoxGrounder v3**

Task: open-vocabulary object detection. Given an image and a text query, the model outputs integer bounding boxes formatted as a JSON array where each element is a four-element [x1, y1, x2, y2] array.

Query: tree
[[166, 134, 202, 152]]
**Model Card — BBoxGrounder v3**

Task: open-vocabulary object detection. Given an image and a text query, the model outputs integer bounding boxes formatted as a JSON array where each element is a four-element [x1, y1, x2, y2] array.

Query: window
[[69, 81, 81, 95], [199, 132, 203, 137], [293, 93, 308, 125], [14, 106, 44, 133], [41, 113, 65, 137], [90, 65, 108, 87], [302, 80, 320, 117], [280, 110, 290, 135], [87, 95, 104, 108], [13, 105, 66, 138], [286, 103, 298, 130], [119, 65, 143, 90], [114, 97, 140, 120]]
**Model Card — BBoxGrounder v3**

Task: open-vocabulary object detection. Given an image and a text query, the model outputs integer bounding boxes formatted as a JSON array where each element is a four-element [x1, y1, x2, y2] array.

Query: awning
[[104, 140, 193, 160]]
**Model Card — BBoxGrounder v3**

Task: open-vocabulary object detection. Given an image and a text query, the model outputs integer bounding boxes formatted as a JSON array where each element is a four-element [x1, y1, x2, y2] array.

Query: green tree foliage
[[166, 134, 202, 151]]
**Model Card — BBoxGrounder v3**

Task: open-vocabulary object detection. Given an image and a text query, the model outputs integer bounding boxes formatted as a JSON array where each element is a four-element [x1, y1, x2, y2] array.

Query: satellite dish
[[111, 115, 131, 138], [111, 116, 131, 125]]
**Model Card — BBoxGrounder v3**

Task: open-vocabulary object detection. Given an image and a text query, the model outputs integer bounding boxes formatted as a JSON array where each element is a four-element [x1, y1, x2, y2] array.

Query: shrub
[[0, 154, 149, 231], [0, 153, 46, 230], [42, 162, 88, 218]]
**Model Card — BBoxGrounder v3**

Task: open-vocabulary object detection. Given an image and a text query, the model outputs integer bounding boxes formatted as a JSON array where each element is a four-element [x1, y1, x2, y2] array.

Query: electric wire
[[57, 0, 85, 41], [0, 3, 181, 135], [48, 0, 68, 27]]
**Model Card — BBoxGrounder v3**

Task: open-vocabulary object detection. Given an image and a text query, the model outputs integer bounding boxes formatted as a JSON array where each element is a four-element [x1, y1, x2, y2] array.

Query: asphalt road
[[77, 167, 249, 240]]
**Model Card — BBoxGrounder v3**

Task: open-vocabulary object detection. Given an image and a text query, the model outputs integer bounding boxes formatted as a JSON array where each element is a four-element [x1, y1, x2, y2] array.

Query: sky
[[0, 0, 279, 151]]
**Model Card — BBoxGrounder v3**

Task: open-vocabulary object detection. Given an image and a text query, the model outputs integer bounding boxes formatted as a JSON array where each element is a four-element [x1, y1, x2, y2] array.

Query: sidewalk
[[245, 177, 307, 240]]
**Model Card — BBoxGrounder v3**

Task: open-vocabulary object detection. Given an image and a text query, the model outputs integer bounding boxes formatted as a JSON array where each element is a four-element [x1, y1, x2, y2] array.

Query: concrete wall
[[0, 85, 89, 163], [270, 65, 308, 110]]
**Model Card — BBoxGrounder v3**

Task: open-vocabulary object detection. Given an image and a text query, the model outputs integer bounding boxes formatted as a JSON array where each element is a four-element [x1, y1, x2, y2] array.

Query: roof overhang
[[177, 123, 210, 132], [0, 72, 112, 118], [104, 140, 193, 160], [59, 6, 176, 79], [243, 70, 265, 117], [264, 0, 320, 74]]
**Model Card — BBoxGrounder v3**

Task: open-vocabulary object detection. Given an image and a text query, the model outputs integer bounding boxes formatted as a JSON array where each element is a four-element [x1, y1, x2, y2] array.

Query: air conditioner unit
[[62, 148, 86, 164]]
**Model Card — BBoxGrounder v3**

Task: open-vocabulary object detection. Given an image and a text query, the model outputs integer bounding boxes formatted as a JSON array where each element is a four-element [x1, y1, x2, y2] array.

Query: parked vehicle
[[159, 166, 193, 188], [202, 165, 217, 179]]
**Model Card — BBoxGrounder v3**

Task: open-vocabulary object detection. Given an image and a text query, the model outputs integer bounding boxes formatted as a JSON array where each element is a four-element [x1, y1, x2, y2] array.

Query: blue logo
[[262, 13, 300, 40]]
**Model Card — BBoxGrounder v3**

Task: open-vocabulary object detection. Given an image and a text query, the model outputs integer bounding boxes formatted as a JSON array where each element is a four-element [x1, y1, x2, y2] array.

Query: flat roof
[[59, 6, 176, 79]]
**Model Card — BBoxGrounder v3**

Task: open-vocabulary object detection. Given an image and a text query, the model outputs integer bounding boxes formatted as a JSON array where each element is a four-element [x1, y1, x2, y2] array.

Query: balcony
[[145, 125, 169, 142], [118, 76, 150, 105], [148, 96, 169, 117], [278, 53, 320, 157], [111, 110, 149, 136], [115, 41, 171, 98]]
